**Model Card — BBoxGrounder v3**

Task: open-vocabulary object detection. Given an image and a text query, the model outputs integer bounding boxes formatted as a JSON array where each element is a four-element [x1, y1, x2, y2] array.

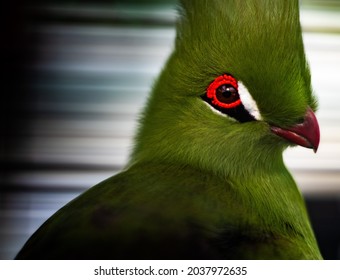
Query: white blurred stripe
[[301, 8, 340, 32]]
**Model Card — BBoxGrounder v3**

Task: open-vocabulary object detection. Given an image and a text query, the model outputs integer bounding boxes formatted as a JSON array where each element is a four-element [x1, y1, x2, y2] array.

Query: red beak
[[270, 107, 320, 153]]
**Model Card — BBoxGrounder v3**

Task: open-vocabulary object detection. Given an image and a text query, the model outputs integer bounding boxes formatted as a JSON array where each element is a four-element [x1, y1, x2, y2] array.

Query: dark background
[[1, 0, 340, 259]]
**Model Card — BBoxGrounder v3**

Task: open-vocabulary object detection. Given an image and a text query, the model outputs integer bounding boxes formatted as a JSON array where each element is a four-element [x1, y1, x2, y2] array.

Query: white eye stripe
[[238, 81, 262, 120], [203, 101, 239, 122]]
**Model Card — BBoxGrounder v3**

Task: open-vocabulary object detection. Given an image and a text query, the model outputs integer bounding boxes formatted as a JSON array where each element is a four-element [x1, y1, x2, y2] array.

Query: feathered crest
[[174, 0, 315, 126]]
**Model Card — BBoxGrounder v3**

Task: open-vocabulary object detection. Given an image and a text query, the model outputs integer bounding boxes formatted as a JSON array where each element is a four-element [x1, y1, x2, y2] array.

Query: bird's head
[[131, 0, 319, 178]]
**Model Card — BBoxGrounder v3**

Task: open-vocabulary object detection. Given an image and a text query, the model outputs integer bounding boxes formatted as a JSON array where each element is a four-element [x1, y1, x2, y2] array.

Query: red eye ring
[[207, 74, 241, 109]]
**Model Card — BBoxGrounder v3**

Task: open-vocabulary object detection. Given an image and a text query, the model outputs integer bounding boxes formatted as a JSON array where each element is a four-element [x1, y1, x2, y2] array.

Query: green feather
[[16, 0, 322, 260]]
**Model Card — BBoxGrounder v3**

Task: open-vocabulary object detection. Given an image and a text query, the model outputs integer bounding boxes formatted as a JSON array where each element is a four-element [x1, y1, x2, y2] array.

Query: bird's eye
[[202, 73, 261, 123], [206, 74, 241, 109], [215, 85, 240, 107]]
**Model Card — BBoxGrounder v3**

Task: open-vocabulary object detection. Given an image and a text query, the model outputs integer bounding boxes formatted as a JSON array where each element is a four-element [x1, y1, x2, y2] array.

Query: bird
[[16, 0, 322, 260]]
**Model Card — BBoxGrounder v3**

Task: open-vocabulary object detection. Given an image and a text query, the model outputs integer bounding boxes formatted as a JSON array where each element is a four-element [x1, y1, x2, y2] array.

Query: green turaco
[[16, 0, 322, 259]]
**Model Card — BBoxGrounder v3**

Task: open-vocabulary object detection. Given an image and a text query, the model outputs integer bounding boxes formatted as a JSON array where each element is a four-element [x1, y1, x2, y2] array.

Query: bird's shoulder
[[15, 163, 235, 259]]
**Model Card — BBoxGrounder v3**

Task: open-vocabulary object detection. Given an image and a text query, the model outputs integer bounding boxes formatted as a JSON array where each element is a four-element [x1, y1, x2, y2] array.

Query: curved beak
[[270, 107, 320, 153]]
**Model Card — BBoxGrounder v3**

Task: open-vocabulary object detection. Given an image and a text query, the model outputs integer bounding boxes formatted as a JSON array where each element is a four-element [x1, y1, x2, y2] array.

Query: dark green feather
[[16, 162, 320, 259]]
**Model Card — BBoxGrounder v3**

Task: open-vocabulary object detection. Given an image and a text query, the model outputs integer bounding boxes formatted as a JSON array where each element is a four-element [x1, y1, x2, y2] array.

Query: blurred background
[[1, 0, 340, 259]]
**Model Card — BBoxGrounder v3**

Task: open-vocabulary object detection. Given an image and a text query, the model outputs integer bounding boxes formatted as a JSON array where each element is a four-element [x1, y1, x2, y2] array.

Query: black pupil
[[216, 84, 239, 104]]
